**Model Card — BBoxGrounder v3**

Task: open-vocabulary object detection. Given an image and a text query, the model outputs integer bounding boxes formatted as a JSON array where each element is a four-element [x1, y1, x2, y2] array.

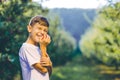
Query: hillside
[[50, 8, 96, 42]]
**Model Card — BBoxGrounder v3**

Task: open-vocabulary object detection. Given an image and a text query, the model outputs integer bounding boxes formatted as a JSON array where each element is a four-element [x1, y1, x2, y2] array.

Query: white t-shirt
[[19, 43, 49, 80]]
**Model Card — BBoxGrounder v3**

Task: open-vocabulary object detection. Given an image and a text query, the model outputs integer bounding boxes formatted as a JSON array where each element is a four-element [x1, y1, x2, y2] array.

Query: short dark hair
[[29, 15, 49, 27]]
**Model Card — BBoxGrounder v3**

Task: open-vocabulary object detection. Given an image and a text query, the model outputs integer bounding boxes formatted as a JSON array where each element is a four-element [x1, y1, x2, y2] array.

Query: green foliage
[[0, 0, 48, 79], [50, 56, 119, 80], [51, 64, 100, 80], [48, 15, 77, 66], [79, 2, 120, 69]]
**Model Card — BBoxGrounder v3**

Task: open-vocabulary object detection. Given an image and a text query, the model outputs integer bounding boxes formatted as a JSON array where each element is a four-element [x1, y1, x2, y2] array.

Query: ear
[[27, 25, 32, 33]]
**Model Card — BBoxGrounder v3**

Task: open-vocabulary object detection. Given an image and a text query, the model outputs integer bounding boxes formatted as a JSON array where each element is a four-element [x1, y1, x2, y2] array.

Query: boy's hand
[[40, 66, 48, 73], [39, 34, 51, 47], [32, 63, 48, 74], [40, 56, 52, 67]]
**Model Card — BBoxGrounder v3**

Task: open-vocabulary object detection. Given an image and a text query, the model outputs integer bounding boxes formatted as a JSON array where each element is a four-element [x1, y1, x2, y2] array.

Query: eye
[[38, 27, 42, 30], [44, 29, 48, 33]]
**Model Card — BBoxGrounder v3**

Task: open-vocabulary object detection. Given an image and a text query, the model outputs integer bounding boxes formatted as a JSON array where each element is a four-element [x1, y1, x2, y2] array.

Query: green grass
[[50, 56, 120, 80], [51, 64, 99, 80]]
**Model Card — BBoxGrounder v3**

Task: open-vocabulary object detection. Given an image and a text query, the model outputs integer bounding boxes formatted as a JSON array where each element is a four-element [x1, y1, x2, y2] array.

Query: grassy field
[[14, 56, 120, 80], [50, 56, 120, 80]]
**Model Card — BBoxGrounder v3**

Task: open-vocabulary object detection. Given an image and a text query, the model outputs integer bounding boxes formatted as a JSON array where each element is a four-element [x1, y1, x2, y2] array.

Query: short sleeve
[[23, 46, 41, 68]]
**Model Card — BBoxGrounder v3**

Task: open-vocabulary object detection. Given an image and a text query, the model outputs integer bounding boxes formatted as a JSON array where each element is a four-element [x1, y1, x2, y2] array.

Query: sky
[[33, 0, 109, 9]]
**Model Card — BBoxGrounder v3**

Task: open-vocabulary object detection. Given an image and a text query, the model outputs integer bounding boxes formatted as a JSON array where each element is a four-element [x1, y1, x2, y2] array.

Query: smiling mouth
[[37, 33, 43, 38]]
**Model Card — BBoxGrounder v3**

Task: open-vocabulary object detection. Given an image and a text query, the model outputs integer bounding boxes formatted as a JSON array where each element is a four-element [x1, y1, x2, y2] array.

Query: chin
[[34, 37, 39, 42], [33, 39, 39, 43], [35, 40, 39, 43]]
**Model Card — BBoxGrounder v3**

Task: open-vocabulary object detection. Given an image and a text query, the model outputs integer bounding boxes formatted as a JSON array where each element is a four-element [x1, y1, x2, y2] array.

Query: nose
[[38, 30, 44, 36], [41, 30, 44, 34], [40, 30, 47, 36]]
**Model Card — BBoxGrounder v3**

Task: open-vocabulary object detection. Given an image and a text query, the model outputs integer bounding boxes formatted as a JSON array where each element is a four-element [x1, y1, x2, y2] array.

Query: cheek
[[44, 31, 47, 34], [30, 31, 37, 37], [32, 29, 39, 33]]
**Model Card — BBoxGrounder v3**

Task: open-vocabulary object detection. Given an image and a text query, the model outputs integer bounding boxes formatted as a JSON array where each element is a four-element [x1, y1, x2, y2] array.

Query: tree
[[48, 15, 77, 66], [0, 0, 48, 79], [79, 2, 120, 70]]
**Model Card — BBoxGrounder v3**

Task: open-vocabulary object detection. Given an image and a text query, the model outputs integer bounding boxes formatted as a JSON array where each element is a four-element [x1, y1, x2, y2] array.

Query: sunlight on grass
[[50, 62, 120, 80], [51, 64, 100, 80], [98, 65, 120, 74]]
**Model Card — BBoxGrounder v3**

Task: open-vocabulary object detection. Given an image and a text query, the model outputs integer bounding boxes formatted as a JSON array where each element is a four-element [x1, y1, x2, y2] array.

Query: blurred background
[[0, 0, 120, 80]]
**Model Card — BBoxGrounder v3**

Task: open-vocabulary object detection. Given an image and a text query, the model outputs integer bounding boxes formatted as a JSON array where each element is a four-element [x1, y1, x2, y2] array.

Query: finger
[[47, 35, 50, 40], [39, 37, 44, 43], [41, 57, 48, 59], [46, 35, 51, 43], [43, 33, 47, 39], [40, 61, 46, 64], [41, 58, 50, 62], [40, 62, 49, 66], [45, 34, 47, 39], [39, 34, 44, 41], [41, 64, 49, 67], [48, 36, 51, 41], [41, 59, 47, 62]]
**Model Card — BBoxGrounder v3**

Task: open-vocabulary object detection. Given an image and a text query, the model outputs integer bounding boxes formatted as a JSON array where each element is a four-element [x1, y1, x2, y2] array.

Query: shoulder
[[20, 43, 39, 51], [19, 43, 34, 55], [19, 43, 41, 56]]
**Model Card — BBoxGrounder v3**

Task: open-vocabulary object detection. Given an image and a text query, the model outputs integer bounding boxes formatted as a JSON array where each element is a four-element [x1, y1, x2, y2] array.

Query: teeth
[[37, 34, 43, 39], [38, 33, 41, 36], [37, 33, 42, 36]]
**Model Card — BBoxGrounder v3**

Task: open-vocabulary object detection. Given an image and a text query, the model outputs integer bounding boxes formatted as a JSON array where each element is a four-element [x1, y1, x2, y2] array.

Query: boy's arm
[[32, 63, 48, 74], [39, 34, 52, 76], [40, 46, 53, 76], [32, 45, 48, 74]]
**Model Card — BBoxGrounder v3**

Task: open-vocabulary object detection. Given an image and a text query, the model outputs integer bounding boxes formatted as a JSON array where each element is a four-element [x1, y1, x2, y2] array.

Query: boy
[[19, 15, 52, 80]]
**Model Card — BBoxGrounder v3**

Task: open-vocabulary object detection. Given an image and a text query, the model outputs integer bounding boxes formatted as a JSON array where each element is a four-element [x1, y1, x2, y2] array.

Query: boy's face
[[28, 23, 48, 43]]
